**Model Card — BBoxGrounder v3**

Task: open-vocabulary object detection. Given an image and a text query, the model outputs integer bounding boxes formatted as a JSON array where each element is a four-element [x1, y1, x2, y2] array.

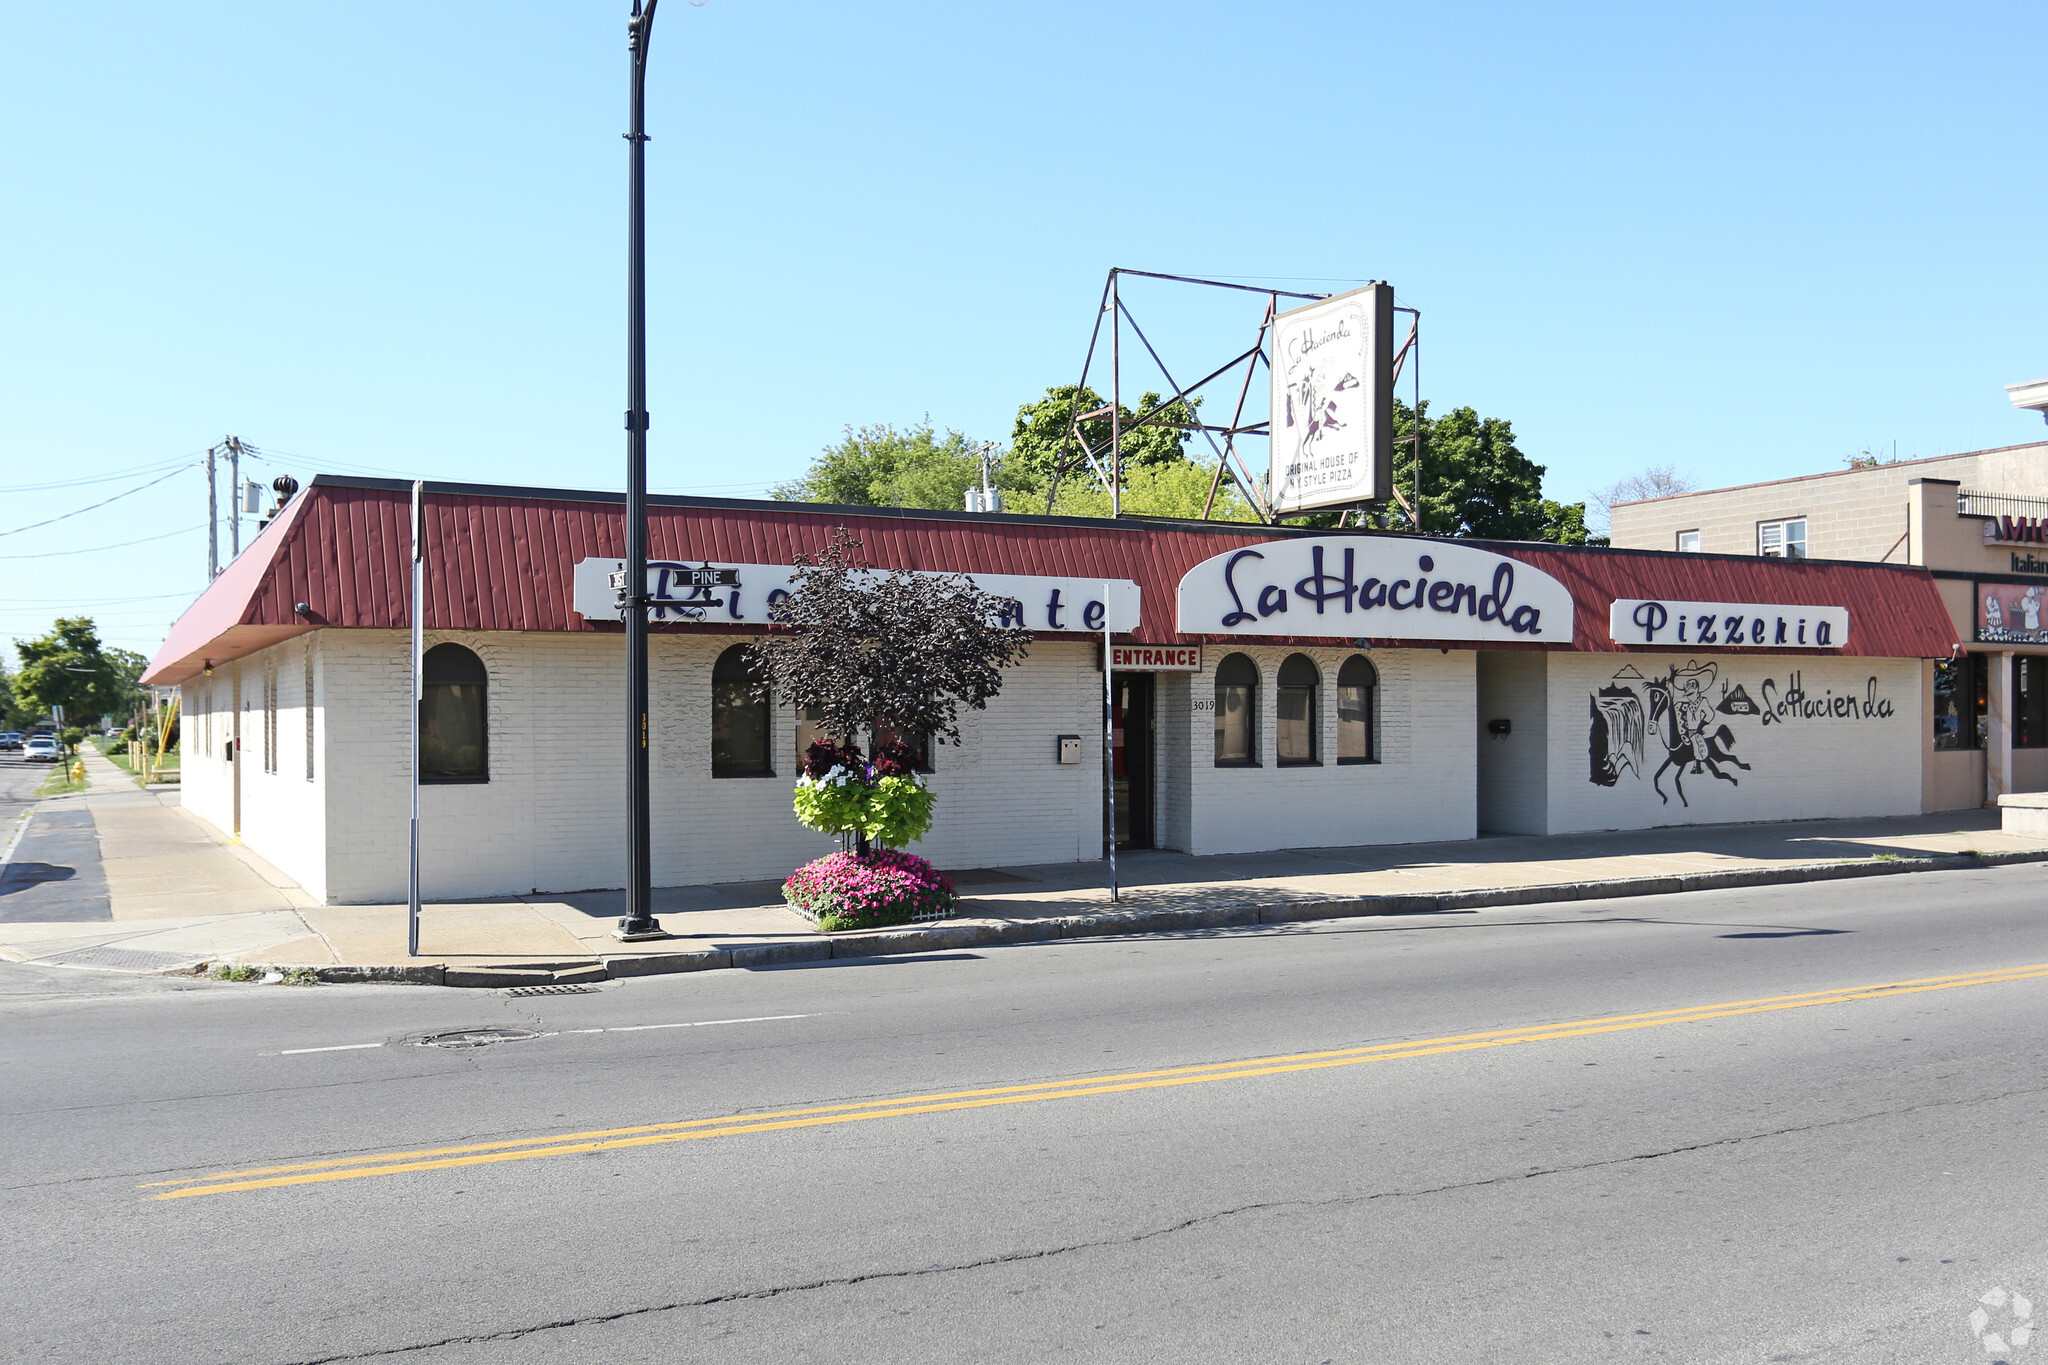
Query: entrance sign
[[1609, 599, 1851, 650], [1109, 645, 1201, 671], [573, 559, 1141, 634], [1176, 537, 1572, 641], [1269, 283, 1394, 514]]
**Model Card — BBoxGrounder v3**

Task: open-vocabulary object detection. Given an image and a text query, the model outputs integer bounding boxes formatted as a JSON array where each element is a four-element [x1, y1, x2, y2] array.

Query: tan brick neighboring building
[[1610, 440, 2048, 810]]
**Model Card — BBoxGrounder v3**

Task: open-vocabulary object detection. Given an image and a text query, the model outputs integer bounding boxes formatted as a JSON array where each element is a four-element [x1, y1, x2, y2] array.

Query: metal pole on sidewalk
[[1104, 580, 1117, 903], [616, 0, 666, 941], [408, 481, 424, 957]]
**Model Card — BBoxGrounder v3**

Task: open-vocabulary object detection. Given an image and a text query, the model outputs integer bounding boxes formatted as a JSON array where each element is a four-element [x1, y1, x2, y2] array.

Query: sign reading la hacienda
[[1607, 599, 1851, 649], [573, 559, 1142, 633], [1176, 537, 1574, 642]]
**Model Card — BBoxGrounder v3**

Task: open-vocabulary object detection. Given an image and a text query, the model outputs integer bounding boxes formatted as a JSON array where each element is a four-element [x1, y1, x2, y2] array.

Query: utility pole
[[615, 0, 666, 941], [227, 435, 244, 558], [207, 443, 219, 580]]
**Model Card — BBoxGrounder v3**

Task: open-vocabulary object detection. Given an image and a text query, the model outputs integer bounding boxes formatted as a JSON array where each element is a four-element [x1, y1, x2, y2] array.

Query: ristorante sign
[[1175, 537, 1573, 642], [572, 559, 1142, 633]]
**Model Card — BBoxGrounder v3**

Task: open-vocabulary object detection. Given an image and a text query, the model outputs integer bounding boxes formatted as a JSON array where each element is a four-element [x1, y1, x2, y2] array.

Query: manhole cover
[[410, 1027, 541, 1049], [505, 984, 599, 997]]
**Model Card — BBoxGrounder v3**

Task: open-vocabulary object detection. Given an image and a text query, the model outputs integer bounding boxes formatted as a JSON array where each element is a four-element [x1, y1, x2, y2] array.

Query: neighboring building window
[[712, 645, 773, 777], [1213, 652, 1259, 766], [304, 641, 315, 782], [2019, 657, 2048, 749], [420, 643, 489, 782], [1758, 518, 1808, 558], [1276, 653, 1320, 766], [1676, 530, 1702, 553], [1932, 655, 1984, 751], [1337, 655, 1378, 764]]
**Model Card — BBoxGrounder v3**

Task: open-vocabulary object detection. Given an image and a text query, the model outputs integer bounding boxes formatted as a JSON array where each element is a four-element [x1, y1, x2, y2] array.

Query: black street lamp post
[[616, 0, 665, 941]]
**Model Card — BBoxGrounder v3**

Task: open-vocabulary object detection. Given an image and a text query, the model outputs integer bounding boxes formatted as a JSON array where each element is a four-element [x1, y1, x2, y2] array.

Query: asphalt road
[[4, 864, 2047, 1363], [0, 747, 109, 920]]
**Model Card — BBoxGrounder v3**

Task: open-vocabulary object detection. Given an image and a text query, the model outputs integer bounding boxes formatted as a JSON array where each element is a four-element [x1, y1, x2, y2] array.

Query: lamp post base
[[612, 919, 670, 942]]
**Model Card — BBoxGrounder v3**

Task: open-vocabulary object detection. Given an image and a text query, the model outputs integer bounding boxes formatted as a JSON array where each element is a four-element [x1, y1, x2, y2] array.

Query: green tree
[[772, 420, 1025, 511], [1007, 385, 1200, 487], [1045, 459, 1258, 522], [1386, 399, 1588, 545], [0, 661, 19, 730], [15, 618, 129, 726]]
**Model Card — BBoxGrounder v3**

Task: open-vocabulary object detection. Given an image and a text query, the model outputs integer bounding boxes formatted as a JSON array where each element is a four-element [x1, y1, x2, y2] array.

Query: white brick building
[[146, 478, 1962, 905]]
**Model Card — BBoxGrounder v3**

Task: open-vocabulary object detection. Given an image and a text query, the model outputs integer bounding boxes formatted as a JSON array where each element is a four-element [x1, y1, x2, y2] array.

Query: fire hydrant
[[69, 760, 84, 783]]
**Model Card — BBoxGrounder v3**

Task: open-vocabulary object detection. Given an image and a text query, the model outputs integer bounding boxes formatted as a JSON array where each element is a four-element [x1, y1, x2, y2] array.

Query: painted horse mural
[[1642, 662, 1750, 806]]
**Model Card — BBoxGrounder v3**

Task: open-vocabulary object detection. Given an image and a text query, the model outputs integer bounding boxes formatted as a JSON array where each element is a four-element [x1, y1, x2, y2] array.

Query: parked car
[[0, 732, 22, 750], [23, 735, 61, 764]]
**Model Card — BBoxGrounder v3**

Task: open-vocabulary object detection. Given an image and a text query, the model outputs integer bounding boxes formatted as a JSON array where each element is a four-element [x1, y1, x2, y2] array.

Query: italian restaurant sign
[[1608, 599, 1851, 649], [1269, 284, 1394, 514], [1175, 537, 1573, 642], [572, 558, 1141, 633], [1978, 581, 2048, 645]]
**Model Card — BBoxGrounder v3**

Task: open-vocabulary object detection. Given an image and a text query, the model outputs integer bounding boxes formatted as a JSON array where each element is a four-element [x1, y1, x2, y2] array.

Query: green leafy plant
[[207, 962, 262, 982]]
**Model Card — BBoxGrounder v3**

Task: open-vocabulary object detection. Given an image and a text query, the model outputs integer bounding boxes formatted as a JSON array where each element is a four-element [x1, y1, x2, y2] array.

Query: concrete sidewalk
[[3, 744, 2044, 986]]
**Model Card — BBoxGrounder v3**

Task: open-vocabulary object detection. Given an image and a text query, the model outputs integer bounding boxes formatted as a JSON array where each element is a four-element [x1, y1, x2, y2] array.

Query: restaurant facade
[[143, 477, 1960, 905]]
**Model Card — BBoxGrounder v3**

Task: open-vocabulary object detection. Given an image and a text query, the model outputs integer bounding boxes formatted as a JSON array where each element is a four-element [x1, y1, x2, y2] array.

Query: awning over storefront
[[143, 476, 1962, 684]]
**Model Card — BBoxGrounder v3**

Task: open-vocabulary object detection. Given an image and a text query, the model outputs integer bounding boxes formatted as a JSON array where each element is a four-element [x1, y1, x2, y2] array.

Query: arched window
[[712, 645, 773, 777], [1213, 652, 1259, 767], [1337, 654, 1378, 764], [421, 643, 488, 783], [1276, 654, 1320, 766]]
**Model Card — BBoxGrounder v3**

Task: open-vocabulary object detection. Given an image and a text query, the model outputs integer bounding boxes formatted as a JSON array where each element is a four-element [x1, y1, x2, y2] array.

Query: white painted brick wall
[[1476, 651, 1549, 834], [298, 630, 1107, 903], [1547, 653, 1923, 831], [1184, 647, 1476, 854]]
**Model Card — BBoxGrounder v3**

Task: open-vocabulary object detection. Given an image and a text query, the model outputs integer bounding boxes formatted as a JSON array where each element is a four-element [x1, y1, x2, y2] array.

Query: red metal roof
[[142, 476, 1962, 684]]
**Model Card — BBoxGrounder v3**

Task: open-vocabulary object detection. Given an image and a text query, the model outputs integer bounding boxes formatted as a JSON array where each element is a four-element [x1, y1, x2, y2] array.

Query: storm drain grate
[[410, 1026, 542, 1049], [37, 944, 196, 972], [505, 984, 600, 997]]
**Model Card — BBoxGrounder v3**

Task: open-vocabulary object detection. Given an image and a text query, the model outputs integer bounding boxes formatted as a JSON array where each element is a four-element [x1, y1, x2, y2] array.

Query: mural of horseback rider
[[1643, 661, 1750, 806]]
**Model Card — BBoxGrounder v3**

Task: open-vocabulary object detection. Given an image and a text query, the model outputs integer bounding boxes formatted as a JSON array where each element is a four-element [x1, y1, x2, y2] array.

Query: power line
[[0, 451, 205, 495], [0, 463, 198, 539], [0, 522, 205, 560]]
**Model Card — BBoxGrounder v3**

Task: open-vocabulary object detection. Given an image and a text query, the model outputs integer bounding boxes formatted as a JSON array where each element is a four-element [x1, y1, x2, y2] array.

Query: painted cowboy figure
[[1672, 662, 1719, 773]]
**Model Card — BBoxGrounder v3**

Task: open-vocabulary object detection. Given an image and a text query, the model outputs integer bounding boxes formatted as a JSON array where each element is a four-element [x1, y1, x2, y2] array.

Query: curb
[[240, 847, 2039, 988]]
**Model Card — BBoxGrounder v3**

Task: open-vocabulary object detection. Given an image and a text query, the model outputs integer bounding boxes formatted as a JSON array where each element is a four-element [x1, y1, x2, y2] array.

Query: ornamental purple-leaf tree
[[744, 527, 1032, 754]]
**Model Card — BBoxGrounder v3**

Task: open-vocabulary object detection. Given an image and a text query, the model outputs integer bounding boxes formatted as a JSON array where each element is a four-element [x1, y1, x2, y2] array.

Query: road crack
[[274, 1081, 2048, 1362]]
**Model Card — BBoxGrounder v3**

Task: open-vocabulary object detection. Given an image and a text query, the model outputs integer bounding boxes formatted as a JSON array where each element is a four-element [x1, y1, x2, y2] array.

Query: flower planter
[[782, 850, 959, 933]]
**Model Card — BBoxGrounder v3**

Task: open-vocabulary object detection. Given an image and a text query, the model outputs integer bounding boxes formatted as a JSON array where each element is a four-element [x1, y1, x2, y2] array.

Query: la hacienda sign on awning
[[572, 558, 1141, 633], [1175, 537, 1574, 641]]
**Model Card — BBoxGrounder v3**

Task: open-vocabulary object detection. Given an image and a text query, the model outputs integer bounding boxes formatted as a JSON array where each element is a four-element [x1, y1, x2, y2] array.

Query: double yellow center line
[[146, 961, 2048, 1201]]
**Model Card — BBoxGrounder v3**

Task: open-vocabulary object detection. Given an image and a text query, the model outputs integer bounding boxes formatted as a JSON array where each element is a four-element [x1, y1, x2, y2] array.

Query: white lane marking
[[562, 1013, 815, 1034], [280, 1042, 385, 1055]]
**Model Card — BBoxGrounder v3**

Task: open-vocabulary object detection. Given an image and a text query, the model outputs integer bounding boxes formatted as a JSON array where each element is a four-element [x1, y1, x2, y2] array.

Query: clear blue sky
[[3, 0, 2044, 659]]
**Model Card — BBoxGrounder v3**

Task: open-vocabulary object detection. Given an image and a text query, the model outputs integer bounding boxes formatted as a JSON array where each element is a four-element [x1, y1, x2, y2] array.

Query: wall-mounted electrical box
[[1057, 735, 1082, 764]]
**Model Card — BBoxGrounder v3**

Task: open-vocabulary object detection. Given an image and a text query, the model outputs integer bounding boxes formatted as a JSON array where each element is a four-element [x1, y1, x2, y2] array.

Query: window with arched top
[[1337, 654, 1378, 764], [1213, 652, 1259, 767], [712, 645, 773, 777], [421, 643, 488, 782], [1276, 653, 1320, 766]]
